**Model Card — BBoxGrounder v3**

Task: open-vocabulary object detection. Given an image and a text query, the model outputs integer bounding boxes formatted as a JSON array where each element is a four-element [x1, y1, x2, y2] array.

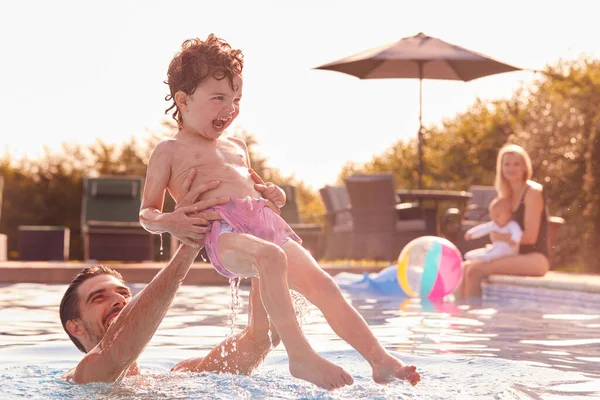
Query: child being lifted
[[139, 34, 420, 391]]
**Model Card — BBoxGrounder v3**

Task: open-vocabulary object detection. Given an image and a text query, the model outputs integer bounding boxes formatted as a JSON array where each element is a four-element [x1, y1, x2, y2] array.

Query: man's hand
[[167, 169, 229, 247], [464, 232, 472, 241], [249, 168, 286, 208]]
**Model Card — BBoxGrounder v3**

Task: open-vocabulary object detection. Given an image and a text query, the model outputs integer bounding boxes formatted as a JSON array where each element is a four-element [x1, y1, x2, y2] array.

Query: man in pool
[[60, 178, 279, 384]]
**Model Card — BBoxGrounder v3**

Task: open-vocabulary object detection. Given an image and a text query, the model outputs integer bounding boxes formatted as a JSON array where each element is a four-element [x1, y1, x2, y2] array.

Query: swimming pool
[[1, 281, 599, 399]]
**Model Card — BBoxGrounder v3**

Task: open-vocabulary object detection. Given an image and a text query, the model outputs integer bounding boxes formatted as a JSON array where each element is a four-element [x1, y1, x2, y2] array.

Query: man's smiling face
[[68, 274, 132, 352]]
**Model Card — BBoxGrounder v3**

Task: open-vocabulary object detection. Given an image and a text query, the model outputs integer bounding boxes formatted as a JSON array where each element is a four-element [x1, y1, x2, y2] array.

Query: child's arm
[[139, 142, 172, 232], [508, 221, 524, 246], [465, 221, 494, 241], [249, 168, 286, 208], [230, 137, 286, 208], [139, 143, 226, 247]]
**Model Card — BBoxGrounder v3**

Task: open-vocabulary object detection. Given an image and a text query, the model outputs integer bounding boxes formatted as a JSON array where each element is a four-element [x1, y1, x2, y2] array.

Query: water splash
[[229, 277, 241, 341], [291, 290, 310, 327], [159, 233, 164, 257], [267, 325, 273, 350], [4, 352, 598, 399]]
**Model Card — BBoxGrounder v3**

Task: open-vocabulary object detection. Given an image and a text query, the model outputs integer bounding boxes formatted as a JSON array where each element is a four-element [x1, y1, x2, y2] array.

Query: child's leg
[[484, 244, 517, 260], [464, 247, 488, 261], [282, 240, 421, 386], [217, 232, 353, 390]]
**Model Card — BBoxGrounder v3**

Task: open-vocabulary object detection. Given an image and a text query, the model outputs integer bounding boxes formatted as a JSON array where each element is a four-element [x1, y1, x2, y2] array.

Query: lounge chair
[[279, 184, 324, 259], [344, 174, 427, 262], [18, 225, 70, 261], [319, 185, 353, 260], [81, 176, 153, 261]]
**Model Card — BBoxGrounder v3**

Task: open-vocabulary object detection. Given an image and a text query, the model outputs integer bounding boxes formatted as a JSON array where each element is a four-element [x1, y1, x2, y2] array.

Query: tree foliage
[[0, 122, 323, 260]]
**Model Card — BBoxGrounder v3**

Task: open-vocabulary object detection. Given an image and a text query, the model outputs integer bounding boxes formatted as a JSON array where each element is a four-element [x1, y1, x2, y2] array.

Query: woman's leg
[[462, 252, 549, 297], [217, 233, 353, 390], [282, 240, 421, 386]]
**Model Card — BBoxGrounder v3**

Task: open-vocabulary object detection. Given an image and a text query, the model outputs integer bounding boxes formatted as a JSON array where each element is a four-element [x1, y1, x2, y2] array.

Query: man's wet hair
[[59, 266, 125, 353]]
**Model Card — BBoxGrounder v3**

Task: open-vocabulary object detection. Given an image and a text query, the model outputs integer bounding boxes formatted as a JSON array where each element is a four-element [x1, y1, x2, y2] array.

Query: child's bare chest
[[178, 141, 245, 169], [170, 140, 248, 185]]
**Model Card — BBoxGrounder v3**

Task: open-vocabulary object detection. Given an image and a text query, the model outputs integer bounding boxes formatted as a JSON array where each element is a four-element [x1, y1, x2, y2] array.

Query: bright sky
[[1, 0, 599, 189]]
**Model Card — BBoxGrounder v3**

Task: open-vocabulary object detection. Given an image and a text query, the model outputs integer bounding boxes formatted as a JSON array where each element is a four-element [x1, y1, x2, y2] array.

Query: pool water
[[1, 280, 599, 399]]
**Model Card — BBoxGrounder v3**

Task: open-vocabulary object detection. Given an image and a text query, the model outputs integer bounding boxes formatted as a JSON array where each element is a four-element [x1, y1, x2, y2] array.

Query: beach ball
[[397, 236, 463, 299]]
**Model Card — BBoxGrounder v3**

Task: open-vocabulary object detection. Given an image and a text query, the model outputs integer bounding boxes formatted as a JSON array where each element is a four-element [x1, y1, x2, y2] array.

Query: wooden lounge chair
[[81, 176, 153, 261], [344, 174, 427, 262]]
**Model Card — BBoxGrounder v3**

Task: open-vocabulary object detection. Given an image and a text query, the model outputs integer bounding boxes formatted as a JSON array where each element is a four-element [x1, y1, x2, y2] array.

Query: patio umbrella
[[314, 32, 522, 188]]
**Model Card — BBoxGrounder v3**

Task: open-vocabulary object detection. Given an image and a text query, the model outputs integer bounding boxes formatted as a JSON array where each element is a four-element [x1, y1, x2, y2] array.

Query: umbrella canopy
[[315, 32, 522, 187]]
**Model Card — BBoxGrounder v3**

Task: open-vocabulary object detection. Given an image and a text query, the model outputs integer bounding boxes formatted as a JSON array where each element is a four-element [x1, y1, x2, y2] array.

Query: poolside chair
[[279, 184, 324, 259], [81, 176, 153, 261], [319, 185, 353, 260], [344, 174, 427, 262], [0, 175, 5, 261]]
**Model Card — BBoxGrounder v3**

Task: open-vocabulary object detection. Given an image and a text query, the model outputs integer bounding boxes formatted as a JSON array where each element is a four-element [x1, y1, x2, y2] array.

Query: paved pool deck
[[0, 261, 384, 286], [1, 261, 599, 296]]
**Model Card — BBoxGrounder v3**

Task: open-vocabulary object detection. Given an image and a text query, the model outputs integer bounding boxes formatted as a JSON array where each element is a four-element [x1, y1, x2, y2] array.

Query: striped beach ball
[[397, 236, 463, 299]]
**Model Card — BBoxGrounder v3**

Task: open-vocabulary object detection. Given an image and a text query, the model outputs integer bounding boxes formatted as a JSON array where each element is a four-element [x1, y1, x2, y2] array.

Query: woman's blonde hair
[[494, 144, 533, 199]]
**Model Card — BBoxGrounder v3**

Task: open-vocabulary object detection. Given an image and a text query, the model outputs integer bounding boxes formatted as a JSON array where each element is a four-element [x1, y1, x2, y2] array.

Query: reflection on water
[[1, 283, 599, 399]]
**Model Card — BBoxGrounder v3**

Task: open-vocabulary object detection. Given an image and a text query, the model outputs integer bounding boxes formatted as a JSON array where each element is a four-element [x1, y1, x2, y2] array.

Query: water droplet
[[229, 278, 241, 340], [159, 233, 164, 257]]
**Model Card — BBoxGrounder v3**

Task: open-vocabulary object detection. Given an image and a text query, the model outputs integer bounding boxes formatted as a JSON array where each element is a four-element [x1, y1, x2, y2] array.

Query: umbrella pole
[[418, 62, 424, 189]]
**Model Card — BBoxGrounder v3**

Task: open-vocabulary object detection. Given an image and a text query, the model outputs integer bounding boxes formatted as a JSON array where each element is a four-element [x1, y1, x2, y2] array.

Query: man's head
[[60, 266, 131, 353], [489, 197, 513, 227], [165, 34, 244, 138]]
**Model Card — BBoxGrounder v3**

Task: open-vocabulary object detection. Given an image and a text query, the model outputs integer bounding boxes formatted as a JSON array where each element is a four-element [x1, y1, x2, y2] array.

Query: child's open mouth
[[212, 117, 231, 131]]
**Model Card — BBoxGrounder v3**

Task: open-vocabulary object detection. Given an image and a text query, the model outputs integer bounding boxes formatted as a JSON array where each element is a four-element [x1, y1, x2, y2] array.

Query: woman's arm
[[520, 186, 544, 245]]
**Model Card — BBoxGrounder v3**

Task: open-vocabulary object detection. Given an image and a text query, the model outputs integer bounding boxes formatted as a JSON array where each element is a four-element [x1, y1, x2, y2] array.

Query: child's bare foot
[[372, 353, 421, 386], [289, 352, 354, 391]]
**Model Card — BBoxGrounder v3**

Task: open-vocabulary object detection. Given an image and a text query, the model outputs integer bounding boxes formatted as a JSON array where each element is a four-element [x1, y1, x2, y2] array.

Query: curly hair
[[164, 34, 244, 126]]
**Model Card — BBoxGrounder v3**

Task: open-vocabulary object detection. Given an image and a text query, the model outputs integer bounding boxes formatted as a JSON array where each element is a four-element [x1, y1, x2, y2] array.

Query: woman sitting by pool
[[456, 144, 550, 298]]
